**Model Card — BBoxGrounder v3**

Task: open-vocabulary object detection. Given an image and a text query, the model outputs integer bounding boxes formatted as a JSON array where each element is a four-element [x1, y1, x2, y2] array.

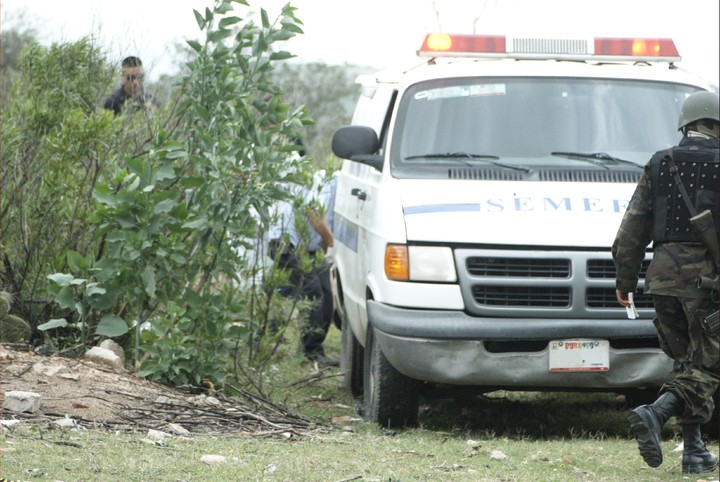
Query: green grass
[[2, 327, 718, 481], [3, 423, 716, 481]]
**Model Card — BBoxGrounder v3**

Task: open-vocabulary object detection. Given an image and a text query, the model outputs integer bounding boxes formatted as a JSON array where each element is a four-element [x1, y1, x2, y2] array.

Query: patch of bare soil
[[0, 344, 311, 436]]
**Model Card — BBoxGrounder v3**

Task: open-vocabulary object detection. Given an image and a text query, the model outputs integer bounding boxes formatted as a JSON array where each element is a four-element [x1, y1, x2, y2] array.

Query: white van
[[330, 34, 714, 427]]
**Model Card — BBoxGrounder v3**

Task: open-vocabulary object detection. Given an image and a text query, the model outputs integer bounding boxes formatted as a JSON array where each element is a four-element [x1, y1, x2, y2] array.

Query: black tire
[[363, 325, 419, 428], [340, 306, 364, 397]]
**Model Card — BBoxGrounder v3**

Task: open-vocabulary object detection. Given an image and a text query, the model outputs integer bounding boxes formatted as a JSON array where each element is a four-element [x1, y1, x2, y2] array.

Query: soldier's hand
[[615, 289, 632, 306]]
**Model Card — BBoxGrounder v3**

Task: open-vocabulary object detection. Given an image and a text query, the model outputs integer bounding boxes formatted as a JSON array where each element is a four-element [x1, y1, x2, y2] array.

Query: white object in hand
[[625, 292, 639, 319]]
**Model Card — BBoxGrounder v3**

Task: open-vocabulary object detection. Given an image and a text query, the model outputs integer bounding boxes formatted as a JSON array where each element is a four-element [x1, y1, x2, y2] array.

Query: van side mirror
[[332, 126, 383, 171]]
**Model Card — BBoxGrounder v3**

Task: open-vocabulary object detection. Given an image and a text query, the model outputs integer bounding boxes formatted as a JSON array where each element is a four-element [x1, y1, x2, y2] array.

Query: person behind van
[[612, 91, 719, 474], [103, 56, 160, 115], [267, 170, 338, 367]]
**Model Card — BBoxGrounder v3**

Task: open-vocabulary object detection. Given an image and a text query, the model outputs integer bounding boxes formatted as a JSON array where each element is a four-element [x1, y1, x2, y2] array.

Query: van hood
[[399, 179, 634, 247]]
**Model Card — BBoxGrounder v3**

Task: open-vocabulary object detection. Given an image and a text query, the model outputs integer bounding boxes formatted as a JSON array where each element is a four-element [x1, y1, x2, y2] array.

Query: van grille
[[455, 249, 653, 318]]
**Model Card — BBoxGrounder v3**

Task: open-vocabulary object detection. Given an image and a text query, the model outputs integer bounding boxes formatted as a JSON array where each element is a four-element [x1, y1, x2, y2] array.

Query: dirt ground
[[0, 344, 311, 435]]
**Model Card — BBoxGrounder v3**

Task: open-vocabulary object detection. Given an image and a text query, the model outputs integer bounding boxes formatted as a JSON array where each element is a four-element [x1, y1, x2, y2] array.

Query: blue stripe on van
[[404, 204, 481, 215], [334, 213, 358, 253]]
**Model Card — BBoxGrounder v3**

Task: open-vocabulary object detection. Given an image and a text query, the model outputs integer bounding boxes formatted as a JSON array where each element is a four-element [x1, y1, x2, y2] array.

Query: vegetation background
[[0, 0, 358, 385], [0, 2, 718, 481]]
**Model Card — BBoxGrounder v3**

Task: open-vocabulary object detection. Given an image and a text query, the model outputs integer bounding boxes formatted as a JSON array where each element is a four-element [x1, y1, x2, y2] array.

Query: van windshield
[[390, 77, 699, 178]]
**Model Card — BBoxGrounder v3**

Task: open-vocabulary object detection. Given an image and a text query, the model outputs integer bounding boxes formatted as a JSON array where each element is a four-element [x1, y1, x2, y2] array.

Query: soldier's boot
[[681, 424, 718, 474], [627, 391, 682, 467]]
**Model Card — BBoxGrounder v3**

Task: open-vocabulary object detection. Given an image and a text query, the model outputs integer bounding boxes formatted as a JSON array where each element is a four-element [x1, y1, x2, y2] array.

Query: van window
[[390, 77, 698, 178]]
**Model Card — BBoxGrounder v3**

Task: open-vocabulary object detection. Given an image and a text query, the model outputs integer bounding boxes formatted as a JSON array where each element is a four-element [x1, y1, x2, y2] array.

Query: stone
[[32, 362, 69, 377], [147, 429, 171, 440], [84, 346, 125, 372], [166, 423, 190, 435], [200, 454, 227, 465], [99, 339, 125, 363], [3, 390, 42, 413], [54, 418, 78, 428], [1, 419, 22, 431], [489, 449, 507, 460]]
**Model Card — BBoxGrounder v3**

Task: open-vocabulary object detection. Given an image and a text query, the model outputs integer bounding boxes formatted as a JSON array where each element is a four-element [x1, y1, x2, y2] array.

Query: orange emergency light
[[421, 33, 506, 55]]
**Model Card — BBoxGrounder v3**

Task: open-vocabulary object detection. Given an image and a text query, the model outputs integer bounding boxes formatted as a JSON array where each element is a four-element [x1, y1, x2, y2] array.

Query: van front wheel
[[363, 326, 419, 428]]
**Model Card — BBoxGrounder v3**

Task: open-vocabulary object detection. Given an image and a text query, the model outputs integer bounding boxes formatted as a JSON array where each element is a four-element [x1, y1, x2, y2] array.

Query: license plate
[[549, 339, 609, 372]]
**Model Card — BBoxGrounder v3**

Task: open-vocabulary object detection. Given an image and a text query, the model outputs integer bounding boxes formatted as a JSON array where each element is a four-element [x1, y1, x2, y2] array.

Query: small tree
[[41, 0, 313, 388]]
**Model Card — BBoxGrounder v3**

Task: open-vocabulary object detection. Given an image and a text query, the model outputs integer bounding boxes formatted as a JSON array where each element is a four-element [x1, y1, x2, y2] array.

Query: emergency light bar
[[418, 33, 681, 63]]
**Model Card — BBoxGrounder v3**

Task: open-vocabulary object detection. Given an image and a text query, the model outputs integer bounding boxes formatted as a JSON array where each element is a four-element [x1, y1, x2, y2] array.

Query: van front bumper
[[367, 300, 673, 389]]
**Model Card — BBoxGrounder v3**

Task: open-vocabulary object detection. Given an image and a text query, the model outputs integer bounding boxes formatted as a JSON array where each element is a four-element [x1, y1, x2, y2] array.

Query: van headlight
[[384, 244, 457, 282]]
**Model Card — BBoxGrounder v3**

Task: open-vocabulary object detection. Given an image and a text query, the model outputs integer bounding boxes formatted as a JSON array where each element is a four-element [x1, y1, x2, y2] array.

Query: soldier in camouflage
[[612, 90, 719, 474]]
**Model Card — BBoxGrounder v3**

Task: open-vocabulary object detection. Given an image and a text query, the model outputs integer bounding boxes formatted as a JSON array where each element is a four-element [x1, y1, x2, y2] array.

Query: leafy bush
[[0, 37, 120, 330]]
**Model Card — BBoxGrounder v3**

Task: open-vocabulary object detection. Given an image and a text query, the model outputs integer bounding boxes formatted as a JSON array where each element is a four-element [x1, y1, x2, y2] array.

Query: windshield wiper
[[551, 151, 643, 169], [405, 152, 530, 173], [406, 152, 500, 161]]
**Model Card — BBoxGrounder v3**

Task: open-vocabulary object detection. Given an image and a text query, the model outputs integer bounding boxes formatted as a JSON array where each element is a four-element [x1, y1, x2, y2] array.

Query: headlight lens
[[384, 244, 457, 282], [409, 246, 457, 282]]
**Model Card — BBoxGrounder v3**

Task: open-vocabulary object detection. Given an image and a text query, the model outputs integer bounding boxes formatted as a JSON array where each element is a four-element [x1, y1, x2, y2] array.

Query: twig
[[225, 382, 303, 419], [50, 440, 83, 449], [289, 369, 342, 387], [11, 362, 35, 378]]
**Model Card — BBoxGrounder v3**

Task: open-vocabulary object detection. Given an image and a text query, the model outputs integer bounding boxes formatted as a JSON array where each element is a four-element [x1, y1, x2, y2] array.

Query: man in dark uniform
[[612, 90, 719, 474], [103, 56, 159, 115], [267, 170, 338, 367]]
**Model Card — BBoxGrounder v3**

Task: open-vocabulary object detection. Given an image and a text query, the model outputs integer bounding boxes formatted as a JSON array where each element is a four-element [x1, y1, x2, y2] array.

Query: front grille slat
[[472, 286, 570, 307], [587, 259, 650, 279], [467, 257, 569, 278], [586, 288, 654, 308]]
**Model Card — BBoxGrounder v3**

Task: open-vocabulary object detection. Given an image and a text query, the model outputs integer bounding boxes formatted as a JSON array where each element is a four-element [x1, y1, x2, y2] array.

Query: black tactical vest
[[651, 142, 720, 243]]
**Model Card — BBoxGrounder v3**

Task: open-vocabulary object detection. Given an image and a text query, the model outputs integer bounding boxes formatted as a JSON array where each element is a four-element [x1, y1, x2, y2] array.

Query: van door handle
[[351, 188, 367, 201]]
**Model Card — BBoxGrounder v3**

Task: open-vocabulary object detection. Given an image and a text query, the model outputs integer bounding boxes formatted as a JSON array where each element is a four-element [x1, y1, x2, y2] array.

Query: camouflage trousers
[[652, 294, 719, 425]]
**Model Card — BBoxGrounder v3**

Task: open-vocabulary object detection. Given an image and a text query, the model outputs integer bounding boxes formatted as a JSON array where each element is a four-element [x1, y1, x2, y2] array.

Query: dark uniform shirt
[[612, 135, 719, 298], [103, 87, 159, 115]]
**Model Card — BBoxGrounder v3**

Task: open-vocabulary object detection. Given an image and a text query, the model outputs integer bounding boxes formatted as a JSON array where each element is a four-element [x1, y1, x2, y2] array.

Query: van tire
[[341, 306, 364, 397], [363, 325, 419, 428], [703, 390, 719, 440]]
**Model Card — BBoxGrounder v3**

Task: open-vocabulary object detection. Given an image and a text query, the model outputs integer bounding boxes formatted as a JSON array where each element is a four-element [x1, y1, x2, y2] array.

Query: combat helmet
[[678, 90, 720, 130]]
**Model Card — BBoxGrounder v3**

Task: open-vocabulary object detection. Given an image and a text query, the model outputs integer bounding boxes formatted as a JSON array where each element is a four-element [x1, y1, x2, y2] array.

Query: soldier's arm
[[612, 167, 654, 296]]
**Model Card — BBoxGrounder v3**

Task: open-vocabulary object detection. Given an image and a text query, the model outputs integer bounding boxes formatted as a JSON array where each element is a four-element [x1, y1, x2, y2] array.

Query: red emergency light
[[418, 33, 681, 63], [594, 37, 679, 58]]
